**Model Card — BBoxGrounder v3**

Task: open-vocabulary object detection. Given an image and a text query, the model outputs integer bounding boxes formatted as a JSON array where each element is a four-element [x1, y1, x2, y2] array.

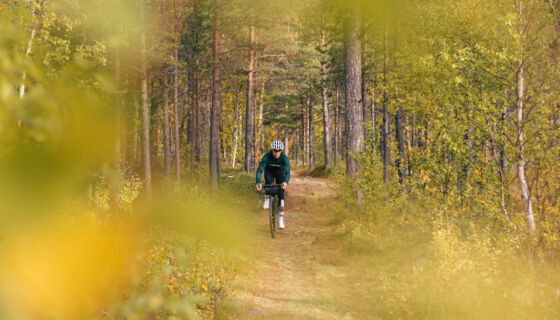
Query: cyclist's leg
[[263, 168, 274, 209], [274, 170, 286, 229], [274, 170, 286, 201], [272, 169, 286, 211]]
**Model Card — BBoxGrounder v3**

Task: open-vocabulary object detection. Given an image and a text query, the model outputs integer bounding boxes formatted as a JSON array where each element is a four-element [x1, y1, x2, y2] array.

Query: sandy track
[[231, 175, 378, 320]]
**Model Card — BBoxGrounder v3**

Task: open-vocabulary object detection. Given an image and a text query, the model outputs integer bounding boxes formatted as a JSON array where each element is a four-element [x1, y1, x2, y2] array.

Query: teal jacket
[[255, 152, 290, 184]]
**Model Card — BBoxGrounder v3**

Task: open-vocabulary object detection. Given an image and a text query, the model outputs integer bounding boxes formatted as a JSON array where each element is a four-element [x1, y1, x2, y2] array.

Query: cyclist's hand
[[256, 183, 262, 191], [281, 182, 288, 190]]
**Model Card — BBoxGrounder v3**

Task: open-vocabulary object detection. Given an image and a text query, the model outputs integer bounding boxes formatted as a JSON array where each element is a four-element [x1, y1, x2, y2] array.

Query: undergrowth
[[334, 158, 560, 319], [88, 168, 257, 320]]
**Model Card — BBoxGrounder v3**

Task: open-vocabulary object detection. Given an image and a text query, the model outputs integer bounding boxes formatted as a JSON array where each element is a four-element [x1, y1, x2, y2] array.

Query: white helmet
[[270, 140, 284, 151]]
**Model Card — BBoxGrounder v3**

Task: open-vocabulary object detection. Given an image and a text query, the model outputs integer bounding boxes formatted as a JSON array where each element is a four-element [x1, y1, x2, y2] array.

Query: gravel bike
[[262, 184, 282, 239]]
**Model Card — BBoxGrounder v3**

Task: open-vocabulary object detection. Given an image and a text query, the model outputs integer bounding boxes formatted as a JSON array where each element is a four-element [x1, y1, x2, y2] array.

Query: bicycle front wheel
[[269, 195, 277, 239]]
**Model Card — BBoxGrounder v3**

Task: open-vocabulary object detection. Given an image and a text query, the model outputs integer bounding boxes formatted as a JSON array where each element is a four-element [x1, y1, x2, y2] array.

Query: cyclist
[[255, 140, 290, 229]]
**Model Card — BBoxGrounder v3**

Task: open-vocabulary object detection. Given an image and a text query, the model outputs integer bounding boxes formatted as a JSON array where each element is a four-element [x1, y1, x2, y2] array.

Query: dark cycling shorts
[[264, 165, 286, 201]]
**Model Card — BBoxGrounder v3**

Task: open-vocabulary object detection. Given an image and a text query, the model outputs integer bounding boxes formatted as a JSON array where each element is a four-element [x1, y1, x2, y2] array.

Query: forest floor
[[231, 175, 380, 320]]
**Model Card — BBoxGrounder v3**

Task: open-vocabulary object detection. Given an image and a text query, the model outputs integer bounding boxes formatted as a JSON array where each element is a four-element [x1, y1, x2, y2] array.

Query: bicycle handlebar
[[262, 184, 282, 195]]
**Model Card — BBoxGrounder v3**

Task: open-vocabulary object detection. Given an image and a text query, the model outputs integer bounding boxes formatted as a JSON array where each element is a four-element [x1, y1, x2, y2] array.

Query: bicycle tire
[[269, 195, 277, 239]]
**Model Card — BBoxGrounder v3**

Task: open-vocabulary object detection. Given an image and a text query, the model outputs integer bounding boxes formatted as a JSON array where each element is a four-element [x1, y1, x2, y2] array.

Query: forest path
[[232, 175, 378, 320]]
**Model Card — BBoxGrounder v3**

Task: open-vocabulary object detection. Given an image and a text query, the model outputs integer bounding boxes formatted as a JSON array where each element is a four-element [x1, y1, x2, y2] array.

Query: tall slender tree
[[245, 24, 256, 173], [163, 68, 172, 178], [515, 0, 536, 235], [173, 0, 181, 184], [343, 4, 364, 178], [321, 31, 332, 169], [140, 3, 152, 198], [209, 0, 221, 187], [307, 94, 314, 169]]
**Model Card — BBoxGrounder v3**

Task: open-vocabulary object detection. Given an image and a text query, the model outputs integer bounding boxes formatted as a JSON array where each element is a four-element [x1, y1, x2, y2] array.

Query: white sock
[[280, 199, 285, 207]]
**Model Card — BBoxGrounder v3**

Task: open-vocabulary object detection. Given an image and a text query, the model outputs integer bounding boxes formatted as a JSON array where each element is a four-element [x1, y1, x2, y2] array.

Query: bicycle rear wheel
[[269, 195, 277, 239]]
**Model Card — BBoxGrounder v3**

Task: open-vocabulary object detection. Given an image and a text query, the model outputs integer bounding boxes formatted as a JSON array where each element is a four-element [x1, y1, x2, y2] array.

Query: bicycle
[[262, 184, 282, 239]]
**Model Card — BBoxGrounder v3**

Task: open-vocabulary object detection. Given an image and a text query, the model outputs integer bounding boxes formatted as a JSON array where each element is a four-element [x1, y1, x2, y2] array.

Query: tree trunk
[[110, 55, 124, 211], [516, 1, 536, 236], [381, 29, 390, 183], [189, 66, 200, 173], [302, 100, 307, 167], [245, 25, 255, 173], [334, 85, 339, 165], [321, 63, 332, 169], [333, 83, 340, 166], [141, 29, 152, 198], [163, 68, 172, 179], [209, 0, 221, 188], [499, 107, 508, 219], [133, 100, 140, 167], [232, 89, 240, 168], [253, 80, 258, 159], [188, 66, 195, 173], [371, 82, 376, 154], [257, 80, 265, 156], [20, 3, 38, 99], [382, 102, 390, 182], [195, 71, 202, 163], [201, 89, 210, 160], [296, 130, 300, 166], [284, 102, 289, 156], [516, 59, 536, 235], [114, 55, 124, 171], [395, 104, 406, 183], [284, 133, 289, 157], [307, 95, 314, 169], [173, 50, 181, 183], [155, 104, 163, 164], [404, 113, 412, 176], [344, 12, 364, 178]]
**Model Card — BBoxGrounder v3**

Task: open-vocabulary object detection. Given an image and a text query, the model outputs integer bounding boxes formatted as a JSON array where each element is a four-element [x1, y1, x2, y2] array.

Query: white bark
[[515, 0, 536, 235], [516, 61, 536, 235], [232, 95, 240, 168], [232, 129, 239, 168], [20, 4, 38, 98]]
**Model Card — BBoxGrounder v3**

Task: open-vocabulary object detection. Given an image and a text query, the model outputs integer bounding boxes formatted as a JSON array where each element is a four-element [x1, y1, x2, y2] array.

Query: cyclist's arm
[[283, 155, 290, 183], [255, 152, 269, 184]]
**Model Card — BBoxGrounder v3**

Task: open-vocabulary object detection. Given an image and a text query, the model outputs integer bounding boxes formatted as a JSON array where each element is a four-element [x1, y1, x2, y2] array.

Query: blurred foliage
[[0, 1, 255, 319], [335, 151, 560, 319]]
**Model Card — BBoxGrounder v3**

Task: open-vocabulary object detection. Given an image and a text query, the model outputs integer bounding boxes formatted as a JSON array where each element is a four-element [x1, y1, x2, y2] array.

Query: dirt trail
[[232, 175, 378, 320]]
